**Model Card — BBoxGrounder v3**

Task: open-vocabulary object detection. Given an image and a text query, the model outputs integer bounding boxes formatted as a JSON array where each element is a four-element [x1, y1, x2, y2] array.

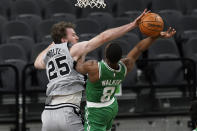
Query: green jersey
[[86, 60, 127, 103]]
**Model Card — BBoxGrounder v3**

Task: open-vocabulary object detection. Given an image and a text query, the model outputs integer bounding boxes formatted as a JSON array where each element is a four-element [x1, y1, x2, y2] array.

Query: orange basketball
[[139, 13, 164, 37]]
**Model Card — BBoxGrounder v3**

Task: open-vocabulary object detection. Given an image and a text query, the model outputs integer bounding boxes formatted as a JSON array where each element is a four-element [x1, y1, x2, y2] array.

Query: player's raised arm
[[34, 43, 54, 69], [121, 27, 176, 73], [70, 9, 149, 61]]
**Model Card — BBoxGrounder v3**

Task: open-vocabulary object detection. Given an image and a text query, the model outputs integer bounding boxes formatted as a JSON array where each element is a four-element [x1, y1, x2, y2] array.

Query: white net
[[75, 0, 106, 8]]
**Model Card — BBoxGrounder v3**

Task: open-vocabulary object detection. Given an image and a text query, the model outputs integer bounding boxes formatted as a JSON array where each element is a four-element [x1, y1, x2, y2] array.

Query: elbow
[[100, 32, 110, 43], [34, 61, 39, 69], [34, 61, 45, 69]]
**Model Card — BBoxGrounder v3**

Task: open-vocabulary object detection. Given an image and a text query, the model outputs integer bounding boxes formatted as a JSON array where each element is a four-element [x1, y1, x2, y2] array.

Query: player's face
[[66, 28, 79, 44]]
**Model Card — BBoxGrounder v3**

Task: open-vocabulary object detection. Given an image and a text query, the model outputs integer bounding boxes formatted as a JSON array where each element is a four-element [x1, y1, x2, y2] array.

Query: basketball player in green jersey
[[75, 27, 176, 131]]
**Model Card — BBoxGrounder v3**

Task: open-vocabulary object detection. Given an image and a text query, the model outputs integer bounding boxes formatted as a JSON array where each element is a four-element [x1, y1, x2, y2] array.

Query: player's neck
[[105, 60, 119, 70]]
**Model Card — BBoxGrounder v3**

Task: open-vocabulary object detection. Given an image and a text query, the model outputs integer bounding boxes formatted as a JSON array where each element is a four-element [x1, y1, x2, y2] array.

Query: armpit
[[121, 58, 134, 68]]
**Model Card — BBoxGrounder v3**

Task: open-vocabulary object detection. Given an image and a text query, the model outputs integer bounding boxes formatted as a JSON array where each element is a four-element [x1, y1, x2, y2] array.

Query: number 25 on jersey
[[48, 56, 70, 80]]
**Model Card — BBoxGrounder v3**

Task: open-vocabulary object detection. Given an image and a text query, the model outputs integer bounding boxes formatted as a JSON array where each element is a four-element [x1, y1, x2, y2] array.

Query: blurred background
[[0, 0, 197, 131]]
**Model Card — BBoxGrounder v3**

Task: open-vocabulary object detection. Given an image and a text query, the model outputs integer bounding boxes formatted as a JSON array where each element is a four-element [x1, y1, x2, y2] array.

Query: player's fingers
[[167, 27, 171, 33], [143, 8, 147, 14], [172, 28, 176, 33], [169, 28, 176, 34], [146, 10, 151, 14], [172, 29, 176, 35], [139, 8, 147, 18], [160, 32, 166, 36]]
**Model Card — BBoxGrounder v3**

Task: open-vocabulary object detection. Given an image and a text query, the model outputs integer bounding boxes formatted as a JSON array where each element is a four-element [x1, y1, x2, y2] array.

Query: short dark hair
[[105, 43, 122, 64], [51, 21, 75, 44]]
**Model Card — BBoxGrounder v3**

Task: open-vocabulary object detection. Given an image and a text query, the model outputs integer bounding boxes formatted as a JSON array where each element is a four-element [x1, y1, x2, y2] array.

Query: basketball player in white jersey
[[34, 9, 149, 131]]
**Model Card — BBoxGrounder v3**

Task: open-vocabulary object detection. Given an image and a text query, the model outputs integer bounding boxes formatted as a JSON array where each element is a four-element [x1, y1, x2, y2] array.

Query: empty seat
[[148, 38, 187, 90], [152, 55, 186, 85], [183, 38, 197, 83], [0, 44, 27, 61], [50, 13, 76, 23], [185, 0, 197, 14], [2, 21, 33, 43], [31, 0, 47, 13], [117, 0, 144, 16], [178, 16, 197, 31], [1, 59, 27, 89], [183, 38, 197, 58], [7, 36, 35, 61], [79, 33, 96, 42], [11, 0, 41, 19], [120, 11, 141, 20], [0, 16, 7, 42], [45, 0, 74, 18], [118, 33, 140, 46], [148, 39, 180, 58], [159, 10, 183, 31], [31, 43, 49, 63], [180, 30, 197, 44], [36, 20, 57, 42], [75, 19, 101, 34], [191, 9, 197, 16], [177, 16, 197, 34], [16, 14, 42, 39], [0, 3, 7, 17], [177, 16, 197, 42], [0, 58, 26, 129], [0, 0, 12, 18], [87, 12, 114, 31], [152, 0, 183, 12], [112, 17, 139, 35], [112, 17, 130, 27]]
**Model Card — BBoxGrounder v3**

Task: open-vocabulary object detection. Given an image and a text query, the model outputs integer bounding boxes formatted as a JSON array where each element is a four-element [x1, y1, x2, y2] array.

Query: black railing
[[22, 63, 47, 131], [0, 64, 20, 131]]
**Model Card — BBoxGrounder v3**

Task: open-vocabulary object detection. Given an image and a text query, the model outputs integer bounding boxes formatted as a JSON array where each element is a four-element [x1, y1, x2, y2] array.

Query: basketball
[[139, 13, 164, 37]]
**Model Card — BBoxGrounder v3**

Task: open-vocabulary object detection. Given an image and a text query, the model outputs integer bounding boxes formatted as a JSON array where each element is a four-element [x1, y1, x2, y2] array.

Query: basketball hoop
[[75, 0, 106, 8]]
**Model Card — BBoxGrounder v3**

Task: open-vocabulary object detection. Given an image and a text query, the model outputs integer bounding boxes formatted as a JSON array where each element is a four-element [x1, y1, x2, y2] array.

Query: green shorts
[[84, 99, 118, 131]]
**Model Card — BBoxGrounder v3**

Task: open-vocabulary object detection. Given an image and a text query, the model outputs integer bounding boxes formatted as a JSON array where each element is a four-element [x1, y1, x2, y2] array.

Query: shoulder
[[120, 57, 135, 73], [120, 58, 133, 66], [70, 41, 89, 60], [71, 41, 89, 50]]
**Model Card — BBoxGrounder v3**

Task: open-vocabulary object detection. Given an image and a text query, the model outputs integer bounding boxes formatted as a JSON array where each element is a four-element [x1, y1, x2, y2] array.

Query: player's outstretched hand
[[160, 27, 176, 38], [133, 9, 150, 27]]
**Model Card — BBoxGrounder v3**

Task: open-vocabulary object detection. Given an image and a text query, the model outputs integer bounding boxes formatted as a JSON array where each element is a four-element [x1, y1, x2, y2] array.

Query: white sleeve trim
[[98, 62, 101, 79], [120, 61, 127, 77]]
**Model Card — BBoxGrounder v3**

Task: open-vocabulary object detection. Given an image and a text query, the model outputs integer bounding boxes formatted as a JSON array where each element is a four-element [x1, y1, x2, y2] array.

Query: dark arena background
[[0, 0, 197, 131]]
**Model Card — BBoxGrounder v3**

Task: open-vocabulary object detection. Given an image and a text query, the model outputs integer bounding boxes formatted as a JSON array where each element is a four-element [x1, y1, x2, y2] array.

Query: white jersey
[[43, 43, 85, 96]]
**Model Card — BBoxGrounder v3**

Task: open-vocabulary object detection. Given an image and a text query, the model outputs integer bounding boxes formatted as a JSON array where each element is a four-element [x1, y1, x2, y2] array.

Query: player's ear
[[61, 37, 68, 43]]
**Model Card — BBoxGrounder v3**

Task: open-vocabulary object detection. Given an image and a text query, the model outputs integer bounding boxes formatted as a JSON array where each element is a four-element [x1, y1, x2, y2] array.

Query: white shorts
[[41, 103, 84, 131]]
